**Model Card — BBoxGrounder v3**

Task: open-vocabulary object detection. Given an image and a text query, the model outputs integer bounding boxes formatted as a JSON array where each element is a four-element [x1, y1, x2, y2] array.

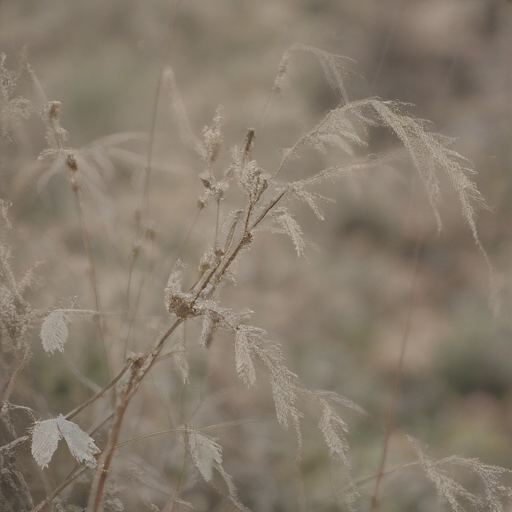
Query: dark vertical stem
[[370, 238, 421, 510]]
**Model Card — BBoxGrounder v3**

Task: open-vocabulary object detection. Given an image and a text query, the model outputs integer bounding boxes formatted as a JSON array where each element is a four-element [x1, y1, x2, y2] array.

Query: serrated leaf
[[40, 310, 69, 354], [31, 417, 61, 468], [188, 430, 222, 482], [40, 309, 96, 354], [57, 415, 100, 468], [234, 327, 257, 387], [31, 415, 99, 468]]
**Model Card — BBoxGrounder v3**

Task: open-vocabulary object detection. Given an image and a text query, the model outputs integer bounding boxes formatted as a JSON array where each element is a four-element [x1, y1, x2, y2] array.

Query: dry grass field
[[2, 1, 512, 511]]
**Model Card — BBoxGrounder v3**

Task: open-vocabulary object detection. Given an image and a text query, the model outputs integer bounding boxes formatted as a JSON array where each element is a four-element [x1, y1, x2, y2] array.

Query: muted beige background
[[2, 1, 512, 511]]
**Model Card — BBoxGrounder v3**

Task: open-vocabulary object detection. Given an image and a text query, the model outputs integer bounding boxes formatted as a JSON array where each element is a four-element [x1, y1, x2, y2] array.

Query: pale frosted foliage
[[287, 44, 353, 104], [31, 415, 99, 468], [306, 107, 367, 156], [234, 326, 257, 387], [410, 437, 512, 512], [306, 391, 365, 510], [198, 168, 230, 208], [202, 105, 224, 168], [351, 100, 484, 234], [269, 207, 306, 257], [56, 416, 100, 468], [187, 430, 223, 482], [235, 326, 301, 429], [172, 338, 189, 384], [164, 260, 196, 319], [0, 255, 39, 354], [165, 259, 187, 294], [270, 51, 290, 96], [289, 188, 332, 220], [318, 400, 350, 464], [0, 53, 32, 139], [42, 100, 69, 150], [40, 309, 96, 354], [263, 44, 352, 133], [197, 300, 252, 328], [228, 146, 268, 203], [40, 310, 68, 354], [313, 390, 366, 416], [199, 311, 216, 348], [186, 430, 244, 509], [31, 417, 61, 469]]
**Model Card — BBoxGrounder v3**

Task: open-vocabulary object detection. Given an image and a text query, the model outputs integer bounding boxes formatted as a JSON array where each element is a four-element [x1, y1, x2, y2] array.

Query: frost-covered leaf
[[40, 309, 96, 354], [40, 310, 69, 354], [234, 326, 257, 387], [172, 338, 189, 384], [270, 207, 305, 257], [165, 260, 187, 294], [199, 312, 216, 348], [202, 105, 224, 167], [308, 107, 366, 155], [31, 415, 99, 468], [57, 415, 100, 468], [187, 430, 223, 482], [410, 436, 512, 512], [318, 400, 350, 466], [306, 391, 364, 511], [313, 390, 366, 417], [186, 429, 244, 509], [236, 326, 302, 430], [31, 417, 61, 468]]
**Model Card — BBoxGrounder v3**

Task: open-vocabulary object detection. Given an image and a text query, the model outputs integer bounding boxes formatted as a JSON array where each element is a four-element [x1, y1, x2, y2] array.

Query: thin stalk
[[71, 176, 109, 377], [87, 318, 183, 512], [250, 187, 289, 230], [139, 0, 179, 227], [370, 238, 421, 510], [31, 466, 89, 512], [160, 448, 188, 512], [214, 197, 221, 250], [65, 358, 132, 421], [124, 0, 180, 355]]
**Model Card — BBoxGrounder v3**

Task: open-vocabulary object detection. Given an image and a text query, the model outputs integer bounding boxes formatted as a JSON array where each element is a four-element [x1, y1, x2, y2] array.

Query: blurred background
[[1, 0, 512, 511]]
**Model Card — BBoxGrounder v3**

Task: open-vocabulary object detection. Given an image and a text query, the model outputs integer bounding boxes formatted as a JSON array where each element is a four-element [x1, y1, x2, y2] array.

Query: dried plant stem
[[160, 446, 189, 512], [88, 368, 140, 512], [250, 187, 289, 230], [1, 360, 132, 460], [370, 238, 421, 511], [28, 65, 109, 368], [87, 319, 183, 511], [140, 0, 179, 226], [125, 0, 179, 351], [31, 466, 88, 512], [68, 163, 109, 378], [65, 358, 133, 421], [190, 182, 289, 304]]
